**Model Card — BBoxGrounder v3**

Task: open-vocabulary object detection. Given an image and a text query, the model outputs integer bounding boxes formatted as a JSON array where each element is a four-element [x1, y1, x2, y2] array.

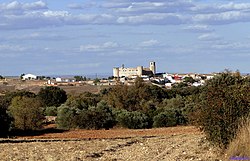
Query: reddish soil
[[17, 126, 200, 139]]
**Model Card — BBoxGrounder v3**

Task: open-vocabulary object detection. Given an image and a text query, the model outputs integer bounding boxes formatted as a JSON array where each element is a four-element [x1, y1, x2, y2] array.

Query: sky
[[0, 0, 250, 76]]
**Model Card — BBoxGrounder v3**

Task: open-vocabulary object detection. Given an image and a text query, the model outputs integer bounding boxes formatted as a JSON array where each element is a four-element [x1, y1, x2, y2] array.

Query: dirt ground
[[0, 126, 222, 161]]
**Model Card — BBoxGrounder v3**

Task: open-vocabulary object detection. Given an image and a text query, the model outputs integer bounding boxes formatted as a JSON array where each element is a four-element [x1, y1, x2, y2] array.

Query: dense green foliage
[[103, 78, 168, 111], [115, 110, 149, 129], [56, 105, 77, 129], [153, 110, 177, 127], [66, 92, 101, 110], [0, 91, 37, 135], [0, 105, 11, 136], [192, 71, 250, 149], [38, 86, 67, 107], [74, 76, 87, 81], [57, 101, 115, 130], [76, 101, 115, 129], [44, 106, 57, 116], [9, 96, 44, 130]]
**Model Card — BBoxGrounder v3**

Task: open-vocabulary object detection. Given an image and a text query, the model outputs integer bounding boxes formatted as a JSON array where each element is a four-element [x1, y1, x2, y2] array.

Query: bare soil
[[0, 126, 222, 161]]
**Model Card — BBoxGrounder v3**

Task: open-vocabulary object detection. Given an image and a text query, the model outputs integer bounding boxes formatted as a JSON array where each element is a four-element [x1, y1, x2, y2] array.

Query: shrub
[[193, 71, 250, 149], [76, 101, 116, 129], [0, 106, 11, 136], [2, 91, 36, 109], [9, 96, 44, 130], [65, 92, 101, 110], [225, 117, 250, 159], [56, 104, 78, 129], [38, 86, 67, 107], [157, 96, 188, 125], [153, 110, 178, 127], [116, 110, 149, 129], [44, 106, 57, 116]]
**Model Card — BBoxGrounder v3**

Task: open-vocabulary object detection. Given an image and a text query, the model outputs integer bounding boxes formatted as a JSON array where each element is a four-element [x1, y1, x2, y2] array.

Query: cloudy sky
[[0, 0, 250, 76]]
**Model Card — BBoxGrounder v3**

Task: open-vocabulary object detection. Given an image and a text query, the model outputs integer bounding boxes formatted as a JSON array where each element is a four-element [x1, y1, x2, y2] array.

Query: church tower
[[149, 61, 156, 75]]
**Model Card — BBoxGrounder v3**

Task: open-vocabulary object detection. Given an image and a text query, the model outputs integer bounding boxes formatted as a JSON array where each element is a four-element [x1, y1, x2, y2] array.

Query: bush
[[56, 105, 78, 129], [1, 91, 36, 109], [193, 71, 250, 149], [76, 101, 115, 129], [65, 92, 101, 110], [0, 106, 11, 136], [116, 110, 149, 129], [153, 110, 178, 127], [9, 96, 44, 130], [157, 96, 188, 125], [44, 106, 57, 116], [38, 86, 67, 107], [225, 117, 250, 159], [57, 101, 116, 130]]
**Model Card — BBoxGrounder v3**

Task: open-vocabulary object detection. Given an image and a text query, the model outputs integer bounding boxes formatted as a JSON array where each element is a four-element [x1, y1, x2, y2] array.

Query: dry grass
[[225, 117, 250, 160]]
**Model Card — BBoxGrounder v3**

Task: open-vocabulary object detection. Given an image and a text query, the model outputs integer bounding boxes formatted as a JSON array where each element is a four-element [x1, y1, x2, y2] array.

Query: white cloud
[[198, 33, 221, 41], [191, 2, 250, 14], [80, 42, 118, 52], [103, 1, 194, 14], [139, 39, 159, 47], [2, 1, 250, 29], [0, 44, 27, 52], [68, 2, 97, 9], [1, 32, 69, 41], [193, 11, 250, 25], [0, 1, 47, 15], [183, 25, 214, 33], [117, 13, 187, 25], [23, 1, 47, 10], [211, 42, 250, 50], [68, 14, 115, 25]]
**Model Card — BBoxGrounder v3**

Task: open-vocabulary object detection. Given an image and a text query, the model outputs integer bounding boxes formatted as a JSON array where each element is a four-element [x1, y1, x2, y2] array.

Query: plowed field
[[0, 126, 221, 161]]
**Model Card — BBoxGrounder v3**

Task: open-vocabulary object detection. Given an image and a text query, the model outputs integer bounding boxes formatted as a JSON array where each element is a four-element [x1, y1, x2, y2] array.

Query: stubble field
[[0, 126, 221, 161]]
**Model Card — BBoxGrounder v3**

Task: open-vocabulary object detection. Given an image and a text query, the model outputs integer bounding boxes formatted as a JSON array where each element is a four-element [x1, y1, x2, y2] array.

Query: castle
[[113, 61, 156, 78]]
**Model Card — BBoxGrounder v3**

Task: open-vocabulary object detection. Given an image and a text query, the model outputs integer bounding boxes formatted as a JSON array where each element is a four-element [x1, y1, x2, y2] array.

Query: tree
[[0, 105, 11, 136], [116, 110, 149, 129], [93, 78, 100, 85], [76, 101, 116, 129], [56, 104, 78, 129], [20, 73, 25, 80], [192, 71, 250, 149], [1, 91, 36, 110], [37, 86, 67, 107], [153, 110, 178, 127], [183, 77, 195, 84], [0, 75, 4, 79], [9, 96, 44, 130], [65, 92, 101, 110], [74, 76, 85, 81]]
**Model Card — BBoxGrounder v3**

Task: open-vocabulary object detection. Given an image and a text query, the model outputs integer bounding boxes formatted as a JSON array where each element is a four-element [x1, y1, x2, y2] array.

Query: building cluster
[[112, 61, 215, 88], [19, 61, 218, 88]]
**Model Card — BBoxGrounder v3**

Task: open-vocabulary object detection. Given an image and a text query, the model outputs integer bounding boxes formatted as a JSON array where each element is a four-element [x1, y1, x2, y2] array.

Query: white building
[[56, 77, 62, 82], [22, 74, 37, 80]]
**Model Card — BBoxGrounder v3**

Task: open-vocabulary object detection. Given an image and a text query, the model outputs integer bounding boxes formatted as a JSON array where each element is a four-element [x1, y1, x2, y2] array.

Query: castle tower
[[113, 67, 119, 77], [149, 61, 156, 74], [137, 66, 143, 77]]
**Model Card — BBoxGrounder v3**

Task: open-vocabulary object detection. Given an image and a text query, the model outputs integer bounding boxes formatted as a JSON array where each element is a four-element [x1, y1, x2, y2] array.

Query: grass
[[225, 117, 250, 160]]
